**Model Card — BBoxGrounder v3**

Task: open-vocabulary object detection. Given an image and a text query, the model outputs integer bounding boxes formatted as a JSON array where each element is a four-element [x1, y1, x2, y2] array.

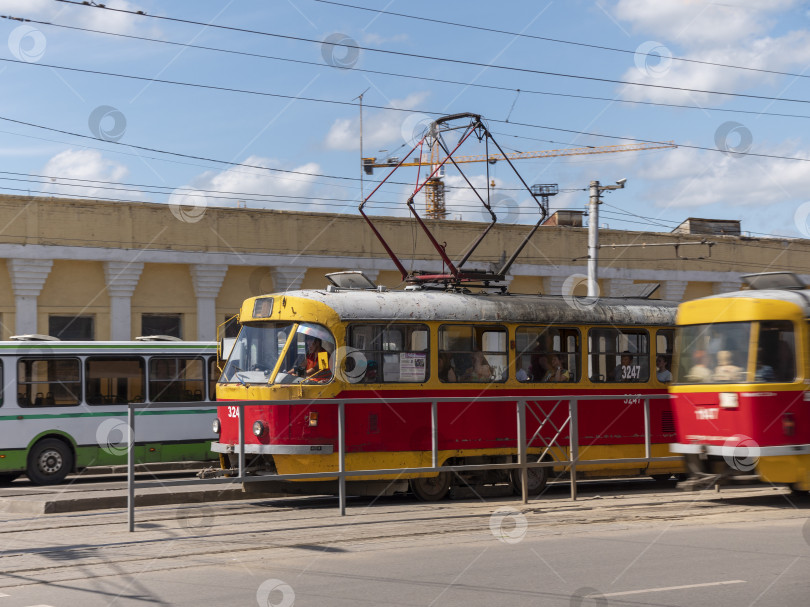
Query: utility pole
[[354, 88, 370, 200], [587, 178, 626, 297]]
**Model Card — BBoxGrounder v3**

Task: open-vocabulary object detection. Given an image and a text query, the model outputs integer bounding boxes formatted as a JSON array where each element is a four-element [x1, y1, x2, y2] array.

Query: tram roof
[[703, 289, 810, 315], [280, 289, 677, 326]]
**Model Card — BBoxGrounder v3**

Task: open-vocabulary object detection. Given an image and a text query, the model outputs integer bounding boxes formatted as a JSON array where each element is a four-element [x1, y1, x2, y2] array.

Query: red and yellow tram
[[669, 272, 810, 492], [212, 276, 682, 500]]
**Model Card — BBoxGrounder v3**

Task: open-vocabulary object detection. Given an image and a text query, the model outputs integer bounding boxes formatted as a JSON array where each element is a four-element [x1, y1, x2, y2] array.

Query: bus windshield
[[220, 322, 335, 385], [675, 322, 751, 384]]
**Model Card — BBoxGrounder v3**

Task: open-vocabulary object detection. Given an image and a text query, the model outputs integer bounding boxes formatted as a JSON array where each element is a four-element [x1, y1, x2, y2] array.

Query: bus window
[[655, 329, 674, 383], [347, 324, 429, 383], [18, 358, 80, 407], [438, 325, 506, 383], [674, 322, 751, 384], [515, 326, 580, 383], [756, 321, 795, 382], [149, 357, 205, 402], [588, 329, 649, 383], [86, 358, 145, 405]]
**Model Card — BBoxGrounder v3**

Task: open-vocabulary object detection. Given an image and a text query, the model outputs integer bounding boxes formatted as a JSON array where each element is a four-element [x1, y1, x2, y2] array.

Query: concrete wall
[[0, 194, 803, 339]]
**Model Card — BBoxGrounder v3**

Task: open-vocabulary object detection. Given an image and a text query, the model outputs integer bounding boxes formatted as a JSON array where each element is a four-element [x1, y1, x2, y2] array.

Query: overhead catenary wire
[[313, 0, 810, 83], [12, 15, 810, 122], [1, 57, 809, 165], [44, 2, 810, 106]]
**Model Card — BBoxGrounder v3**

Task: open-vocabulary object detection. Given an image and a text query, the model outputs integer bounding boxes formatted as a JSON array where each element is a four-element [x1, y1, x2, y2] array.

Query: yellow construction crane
[[363, 140, 677, 219]]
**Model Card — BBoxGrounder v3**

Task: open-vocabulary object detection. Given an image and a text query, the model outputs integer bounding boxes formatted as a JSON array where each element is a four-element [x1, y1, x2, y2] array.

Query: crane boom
[[362, 141, 676, 171]]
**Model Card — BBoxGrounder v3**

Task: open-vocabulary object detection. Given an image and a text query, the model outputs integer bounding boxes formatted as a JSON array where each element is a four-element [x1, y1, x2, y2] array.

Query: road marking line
[[602, 580, 747, 597]]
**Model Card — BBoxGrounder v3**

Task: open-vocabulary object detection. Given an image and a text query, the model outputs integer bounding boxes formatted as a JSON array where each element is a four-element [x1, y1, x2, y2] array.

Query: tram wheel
[[510, 464, 549, 496], [410, 472, 451, 501], [651, 474, 674, 483], [789, 484, 810, 497], [27, 438, 73, 485], [0, 473, 20, 485]]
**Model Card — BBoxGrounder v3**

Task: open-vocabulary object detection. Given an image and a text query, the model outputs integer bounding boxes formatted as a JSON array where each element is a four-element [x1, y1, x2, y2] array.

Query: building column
[[661, 280, 689, 302], [713, 280, 740, 295], [104, 261, 144, 341], [191, 264, 229, 341], [271, 266, 306, 292], [7, 259, 53, 335]]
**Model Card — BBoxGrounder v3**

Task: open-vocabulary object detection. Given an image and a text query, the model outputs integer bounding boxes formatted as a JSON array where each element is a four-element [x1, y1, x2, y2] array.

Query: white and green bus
[[0, 337, 219, 485]]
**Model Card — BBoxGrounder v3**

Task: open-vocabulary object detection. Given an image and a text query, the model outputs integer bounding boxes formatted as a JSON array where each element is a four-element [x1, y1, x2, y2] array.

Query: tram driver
[[290, 335, 330, 378]]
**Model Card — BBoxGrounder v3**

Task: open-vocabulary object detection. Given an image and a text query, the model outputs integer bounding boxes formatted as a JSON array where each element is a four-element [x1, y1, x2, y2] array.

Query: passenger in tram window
[[685, 350, 712, 383], [542, 353, 570, 382], [656, 355, 672, 383], [712, 350, 742, 382], [614, 352, 636, 381], [529, 347, 549, 380], [516, 357, 530, 382], [468, 350, 493, 381], [438, 352, 456, 383]]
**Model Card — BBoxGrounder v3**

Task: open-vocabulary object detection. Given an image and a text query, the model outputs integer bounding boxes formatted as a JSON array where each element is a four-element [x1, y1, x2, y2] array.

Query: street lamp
[[587, 179, 627, 297]]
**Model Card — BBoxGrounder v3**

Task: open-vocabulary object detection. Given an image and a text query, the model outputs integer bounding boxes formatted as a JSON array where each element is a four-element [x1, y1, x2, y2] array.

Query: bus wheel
[[410, 472, 451, 501], [510, 465, 548, 496], [0, 473, 20, 485], [27, 439, 73, 485]]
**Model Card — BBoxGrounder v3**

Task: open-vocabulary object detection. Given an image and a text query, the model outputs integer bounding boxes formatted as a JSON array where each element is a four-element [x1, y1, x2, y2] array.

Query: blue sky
[[2, 0, 810, 237]]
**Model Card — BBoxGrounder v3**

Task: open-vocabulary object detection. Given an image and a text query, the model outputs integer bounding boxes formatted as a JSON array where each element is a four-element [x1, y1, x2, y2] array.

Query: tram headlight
[[212, 419, 221, 435], [253, 420, 266, 437]]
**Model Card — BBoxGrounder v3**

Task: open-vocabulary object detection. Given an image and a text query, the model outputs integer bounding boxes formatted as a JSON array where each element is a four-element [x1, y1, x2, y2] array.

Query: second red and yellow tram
[[669, 272, 810, 493]]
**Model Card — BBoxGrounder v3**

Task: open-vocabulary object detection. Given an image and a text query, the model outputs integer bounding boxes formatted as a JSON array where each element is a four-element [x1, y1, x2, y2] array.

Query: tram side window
[[17, 358, 80, 407], [515, 326, 580, 383], [588, 329, 650, 383], [86, 358, 145, 405], [346, 324, 429, 383], [756, 321, 795, 382], [149, 357, 205, 402], [656, 329, 674, 383], [438, 325, 507, 383]]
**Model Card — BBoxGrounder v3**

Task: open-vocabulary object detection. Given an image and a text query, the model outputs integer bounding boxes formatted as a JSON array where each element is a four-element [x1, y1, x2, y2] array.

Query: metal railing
[[125, 394, 677, 531]]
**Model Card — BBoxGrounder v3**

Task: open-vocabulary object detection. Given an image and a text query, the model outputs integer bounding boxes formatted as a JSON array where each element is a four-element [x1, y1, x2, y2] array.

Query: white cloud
[[640, 146, 810, 211], [41, 149, 136, 200], [614, 1, 810, 105], [169, 156, 324, 210], [324, 92, 431, 151], [614, 0, 796, 46]]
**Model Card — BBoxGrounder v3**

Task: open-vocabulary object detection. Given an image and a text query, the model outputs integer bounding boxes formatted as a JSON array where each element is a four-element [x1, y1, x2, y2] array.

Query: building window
[[49, 315, 94, 341], [141, 314, 182, 339]]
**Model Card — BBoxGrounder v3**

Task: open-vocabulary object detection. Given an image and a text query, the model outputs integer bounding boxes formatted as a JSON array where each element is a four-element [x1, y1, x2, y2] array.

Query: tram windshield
[[220, 322, 335, 385], [675, 322, 751, 384]]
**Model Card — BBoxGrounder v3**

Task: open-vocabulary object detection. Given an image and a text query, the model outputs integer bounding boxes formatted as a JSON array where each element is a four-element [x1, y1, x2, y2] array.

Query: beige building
[[0, 193, 803, 341]]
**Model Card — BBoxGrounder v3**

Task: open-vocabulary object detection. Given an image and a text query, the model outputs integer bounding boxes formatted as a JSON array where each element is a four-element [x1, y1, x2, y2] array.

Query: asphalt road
[[0, 483, 808, 606]]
